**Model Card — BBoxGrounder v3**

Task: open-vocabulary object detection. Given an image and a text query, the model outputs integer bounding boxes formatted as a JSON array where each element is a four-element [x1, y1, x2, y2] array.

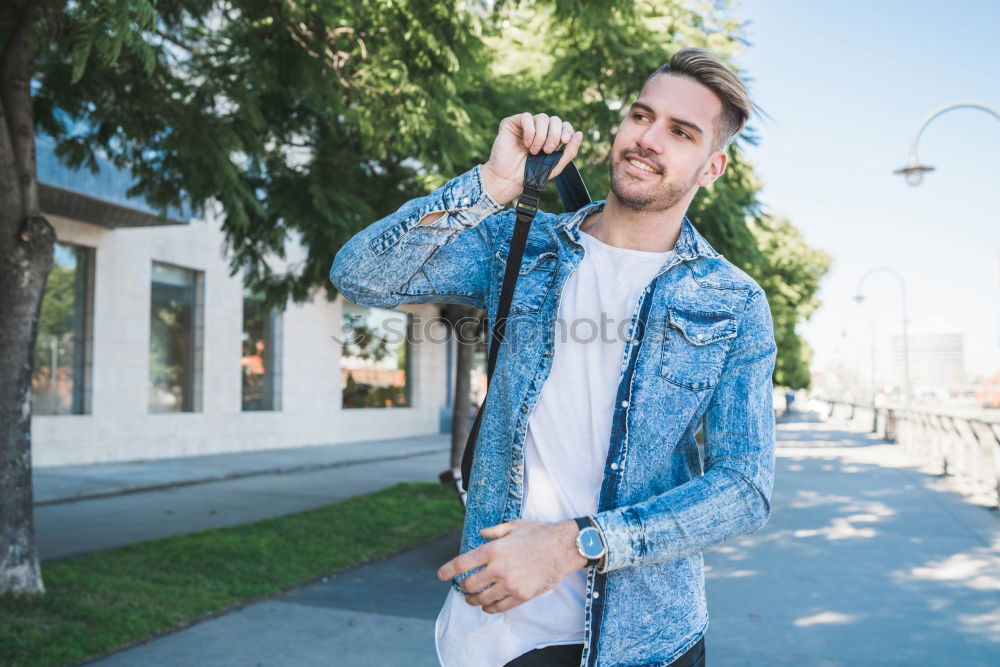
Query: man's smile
[[620, 151, 663, 178], [623, 157, 661, 177]]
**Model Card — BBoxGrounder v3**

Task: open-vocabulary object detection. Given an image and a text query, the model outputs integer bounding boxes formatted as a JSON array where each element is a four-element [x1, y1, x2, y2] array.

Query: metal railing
[[812, 398, 1000, 509]]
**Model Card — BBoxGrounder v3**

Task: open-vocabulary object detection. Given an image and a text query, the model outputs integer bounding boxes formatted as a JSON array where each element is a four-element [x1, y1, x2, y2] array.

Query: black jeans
[[503, 635, 706, 667]]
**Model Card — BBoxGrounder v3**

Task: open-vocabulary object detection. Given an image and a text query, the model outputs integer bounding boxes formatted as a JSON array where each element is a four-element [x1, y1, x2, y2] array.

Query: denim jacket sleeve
[[591, 288, 777, 573], [329, 164, 508, 310]]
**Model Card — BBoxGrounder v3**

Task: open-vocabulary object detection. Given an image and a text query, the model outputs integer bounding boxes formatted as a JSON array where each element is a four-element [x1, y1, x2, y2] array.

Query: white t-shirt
[[435, 229, 675, 667]]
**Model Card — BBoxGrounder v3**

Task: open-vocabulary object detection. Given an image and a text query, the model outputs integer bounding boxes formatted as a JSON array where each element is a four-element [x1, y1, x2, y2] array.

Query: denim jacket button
[[620, 400, 629, 408], [522, 406, 529, 413], [592, 590, 600, 599], [610, 462, 619, 471]]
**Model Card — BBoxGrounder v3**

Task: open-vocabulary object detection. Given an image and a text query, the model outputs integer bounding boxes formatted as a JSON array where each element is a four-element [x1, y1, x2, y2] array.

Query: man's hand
[[480, 112, 584, 207], [436, 519, 587, 614]]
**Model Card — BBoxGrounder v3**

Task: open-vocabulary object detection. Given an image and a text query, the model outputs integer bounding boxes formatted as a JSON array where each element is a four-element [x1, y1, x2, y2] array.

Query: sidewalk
[[35, 434, 450, 562], [34, 434, 450, 505], [67, 411, 999, 666]]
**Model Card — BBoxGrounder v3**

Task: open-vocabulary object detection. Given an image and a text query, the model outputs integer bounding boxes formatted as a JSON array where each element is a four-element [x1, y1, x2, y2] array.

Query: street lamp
[[855, 268, 911, 405], [841, 315, 879, 433], [894, 102, 1000, 186], [840, 315, 877, 404]]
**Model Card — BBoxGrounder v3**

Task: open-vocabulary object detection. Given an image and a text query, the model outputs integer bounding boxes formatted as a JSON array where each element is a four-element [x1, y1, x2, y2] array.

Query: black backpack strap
[[460, 150, 588, 492], [555, 161, 591, 213]]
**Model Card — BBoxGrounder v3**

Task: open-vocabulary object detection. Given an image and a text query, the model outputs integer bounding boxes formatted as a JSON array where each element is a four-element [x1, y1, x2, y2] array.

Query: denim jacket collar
[[557, 199, 722, 261]]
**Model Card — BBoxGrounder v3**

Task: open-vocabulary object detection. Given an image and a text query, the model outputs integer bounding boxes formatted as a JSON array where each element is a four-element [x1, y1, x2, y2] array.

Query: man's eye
[[673, 129, 690, 139], [632, 113, 646, 121]]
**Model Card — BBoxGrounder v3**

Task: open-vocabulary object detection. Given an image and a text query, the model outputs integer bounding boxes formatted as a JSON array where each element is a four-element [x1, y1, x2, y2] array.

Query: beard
[[609, 151, 703, 212]]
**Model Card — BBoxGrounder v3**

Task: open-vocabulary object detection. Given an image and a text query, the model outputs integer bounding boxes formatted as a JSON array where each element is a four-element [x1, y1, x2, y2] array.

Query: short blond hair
[[644, 47, 759, 151]]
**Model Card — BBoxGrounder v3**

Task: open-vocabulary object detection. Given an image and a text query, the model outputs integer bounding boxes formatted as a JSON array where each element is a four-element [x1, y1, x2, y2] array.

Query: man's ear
[[697, 149, 728, 187]]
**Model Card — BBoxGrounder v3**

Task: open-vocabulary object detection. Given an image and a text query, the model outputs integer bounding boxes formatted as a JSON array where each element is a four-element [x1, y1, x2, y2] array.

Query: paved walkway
[[34, 434, 449, 506], [35, 435, 450, 561], [51, 412, 999, 666]]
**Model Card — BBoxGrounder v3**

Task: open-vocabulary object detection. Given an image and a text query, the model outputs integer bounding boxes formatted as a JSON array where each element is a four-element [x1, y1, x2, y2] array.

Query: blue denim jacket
[[330, 164, 777, 667]]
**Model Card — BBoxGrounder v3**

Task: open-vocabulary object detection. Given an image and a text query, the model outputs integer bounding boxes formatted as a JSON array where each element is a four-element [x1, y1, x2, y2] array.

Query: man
[[330, 47, 776, 667]]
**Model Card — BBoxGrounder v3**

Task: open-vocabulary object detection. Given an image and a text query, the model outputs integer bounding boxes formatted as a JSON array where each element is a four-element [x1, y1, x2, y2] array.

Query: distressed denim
[[330, 164, 777, 667]]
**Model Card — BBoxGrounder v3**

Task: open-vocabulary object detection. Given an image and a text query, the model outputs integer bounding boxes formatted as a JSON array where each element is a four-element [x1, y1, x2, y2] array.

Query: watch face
[[579, 527, 605, 558]]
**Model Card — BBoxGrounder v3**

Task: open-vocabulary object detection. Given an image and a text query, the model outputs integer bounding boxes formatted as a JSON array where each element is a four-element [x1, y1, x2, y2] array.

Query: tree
[[1, 0, 72, 598], [749, 215, 831, 389], [1, 0, 828, 595], [2, 0, 497, 596]]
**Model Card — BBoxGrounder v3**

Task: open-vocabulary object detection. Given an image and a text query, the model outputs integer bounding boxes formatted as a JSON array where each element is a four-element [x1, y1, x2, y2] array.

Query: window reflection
[[341, 303, 411, 408], [242, 291, 278, 411], [149, 262, 198, 412], [32, 242, 89, 415]]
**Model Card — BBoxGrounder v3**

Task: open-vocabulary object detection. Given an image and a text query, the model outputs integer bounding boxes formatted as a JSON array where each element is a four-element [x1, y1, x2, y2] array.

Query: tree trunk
[[0, 0, 66, 596], [0, 213, 52, 597]]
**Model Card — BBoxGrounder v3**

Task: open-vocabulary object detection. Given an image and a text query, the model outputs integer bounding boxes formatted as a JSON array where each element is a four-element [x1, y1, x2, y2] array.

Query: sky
[[729, 0, 1000, 392]]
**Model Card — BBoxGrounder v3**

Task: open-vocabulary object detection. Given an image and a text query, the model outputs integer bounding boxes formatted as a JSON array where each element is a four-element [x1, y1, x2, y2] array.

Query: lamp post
[[855, 268, 911, 405], [840, 315, 877, 403], [894, 102, 1000, 186], [841, 315, 878, 432]]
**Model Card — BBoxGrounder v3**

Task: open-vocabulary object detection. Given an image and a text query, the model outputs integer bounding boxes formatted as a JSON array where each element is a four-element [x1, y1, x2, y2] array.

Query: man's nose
[[636, 124, 667, 155]]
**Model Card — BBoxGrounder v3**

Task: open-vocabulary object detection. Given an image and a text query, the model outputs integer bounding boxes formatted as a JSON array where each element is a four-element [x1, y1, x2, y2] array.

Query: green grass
[[0, 481, 465, 666]]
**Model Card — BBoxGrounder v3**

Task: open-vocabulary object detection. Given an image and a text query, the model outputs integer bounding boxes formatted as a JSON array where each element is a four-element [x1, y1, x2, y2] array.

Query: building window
[[32, 242, 92, 415], [149, 262, 202, 412], [341, 303, 411, 408], [242, 290, 282, 411]]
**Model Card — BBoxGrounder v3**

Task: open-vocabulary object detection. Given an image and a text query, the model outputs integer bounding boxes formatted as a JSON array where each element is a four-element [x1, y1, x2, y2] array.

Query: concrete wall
[[31, 210, 449, 467]]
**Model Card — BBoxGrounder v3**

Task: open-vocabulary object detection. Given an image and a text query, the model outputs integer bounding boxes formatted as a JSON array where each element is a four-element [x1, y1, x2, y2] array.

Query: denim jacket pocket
[[493, 246, 558, 314], [658, 307, 738, 390]]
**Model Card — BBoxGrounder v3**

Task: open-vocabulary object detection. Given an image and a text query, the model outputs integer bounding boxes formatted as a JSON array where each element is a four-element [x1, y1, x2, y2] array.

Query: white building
[[890, 329, 966, 397], [30, 134, 466, 467]]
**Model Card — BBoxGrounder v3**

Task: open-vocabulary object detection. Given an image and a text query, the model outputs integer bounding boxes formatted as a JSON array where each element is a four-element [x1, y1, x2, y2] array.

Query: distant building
[[31, 133, 475, 467], [890, 329, 965, 397]]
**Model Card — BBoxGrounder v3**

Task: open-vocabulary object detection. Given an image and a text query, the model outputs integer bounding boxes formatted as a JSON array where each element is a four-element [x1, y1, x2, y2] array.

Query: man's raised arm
[[329, 113, 583, 310], [329, 164, 509, 310]]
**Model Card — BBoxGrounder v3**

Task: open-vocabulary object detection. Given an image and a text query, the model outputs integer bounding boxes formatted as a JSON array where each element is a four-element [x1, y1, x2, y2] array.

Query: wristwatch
[[573, 516, 606, 568]]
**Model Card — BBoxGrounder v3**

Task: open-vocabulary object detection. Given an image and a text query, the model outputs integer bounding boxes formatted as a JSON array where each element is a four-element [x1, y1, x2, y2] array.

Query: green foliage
[[26, 0, 828, 388], [479, 0, 826, 386], [0, 482, 464, 666], [750, 215, 832, 388], [33, 0, 496, 308]]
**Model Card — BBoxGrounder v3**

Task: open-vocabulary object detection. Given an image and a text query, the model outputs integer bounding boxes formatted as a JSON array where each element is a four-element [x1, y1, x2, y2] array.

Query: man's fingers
[[466, 582, 509, 608], [551, 131, 584, 179], [459, 567, 496, 595], [437, 546, 490, 581], [513, 112, 578, 153], [480, 521, 515, 539], [484, 594, 521, 614], [560, 120, 574, 145], [530, 113, 550, 154], [518, 112, 535, 150], [543, 115, 563, 152]]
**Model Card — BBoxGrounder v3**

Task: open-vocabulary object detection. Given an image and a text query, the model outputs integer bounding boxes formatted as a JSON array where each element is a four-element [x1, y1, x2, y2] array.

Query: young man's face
[[608, 72, 728, 213]]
